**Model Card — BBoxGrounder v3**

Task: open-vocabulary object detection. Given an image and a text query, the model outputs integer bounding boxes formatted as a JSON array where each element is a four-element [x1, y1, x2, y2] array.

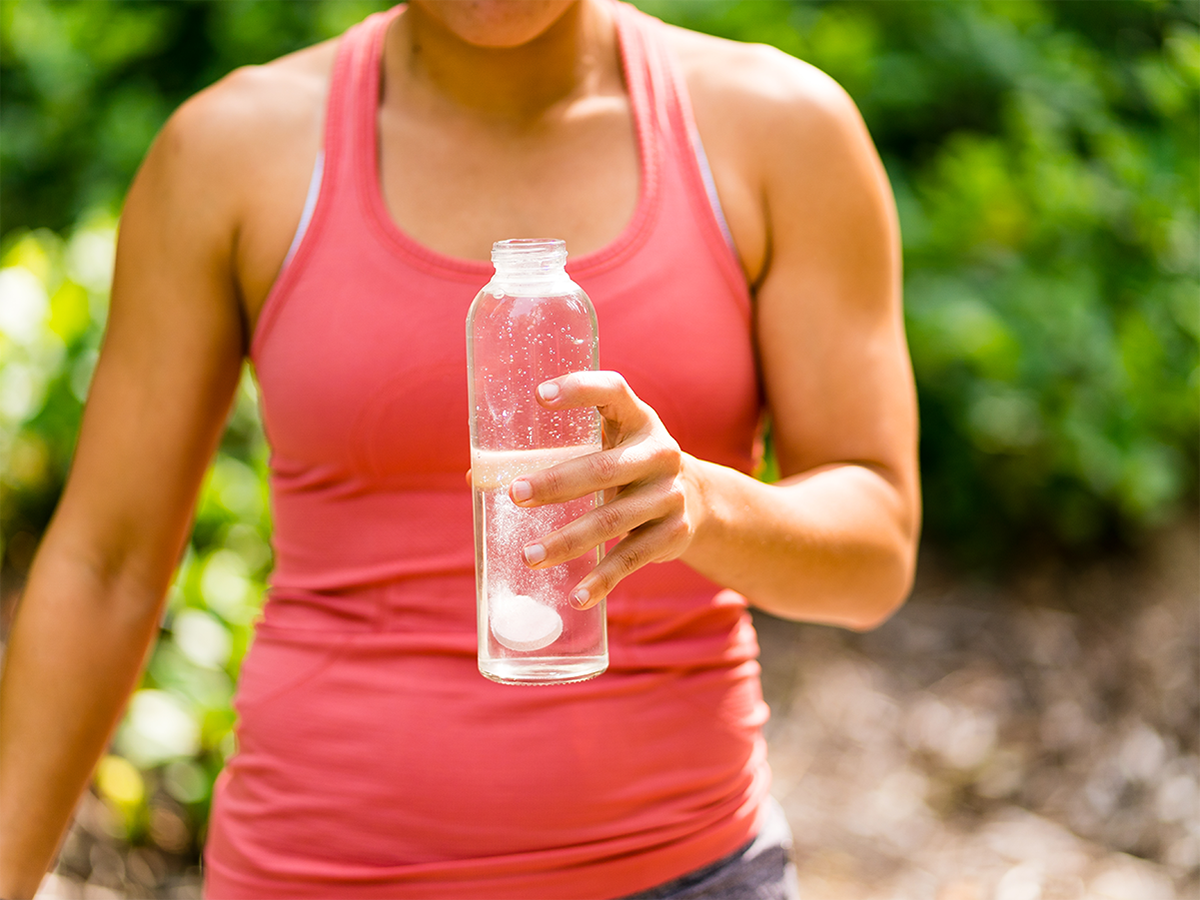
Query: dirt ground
[[30, 517, 1200, 900], [757, 517, 1198, 900]]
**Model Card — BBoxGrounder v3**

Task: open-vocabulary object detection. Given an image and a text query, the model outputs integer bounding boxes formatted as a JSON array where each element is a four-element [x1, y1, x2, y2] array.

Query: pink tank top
[[205, 4, 770, 897]]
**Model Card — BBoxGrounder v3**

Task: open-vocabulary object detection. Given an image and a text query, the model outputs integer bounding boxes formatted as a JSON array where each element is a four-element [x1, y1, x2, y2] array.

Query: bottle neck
[[490, 238, 572, 294]]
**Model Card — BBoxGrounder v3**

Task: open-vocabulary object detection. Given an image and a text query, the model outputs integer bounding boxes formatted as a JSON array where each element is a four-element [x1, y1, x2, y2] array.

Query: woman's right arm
[[0, 95, 247, 899]]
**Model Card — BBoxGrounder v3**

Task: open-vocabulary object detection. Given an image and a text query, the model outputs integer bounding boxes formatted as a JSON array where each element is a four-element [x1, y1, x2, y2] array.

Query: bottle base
[[480, 655, 608, 685]]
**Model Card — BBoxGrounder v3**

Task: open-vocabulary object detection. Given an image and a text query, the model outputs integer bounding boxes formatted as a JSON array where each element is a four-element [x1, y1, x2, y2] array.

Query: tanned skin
[[0, 2, 919, 895]]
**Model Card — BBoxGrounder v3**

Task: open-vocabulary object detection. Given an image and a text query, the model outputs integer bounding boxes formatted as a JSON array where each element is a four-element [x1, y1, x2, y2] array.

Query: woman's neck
[[385, 0, 618, 125]]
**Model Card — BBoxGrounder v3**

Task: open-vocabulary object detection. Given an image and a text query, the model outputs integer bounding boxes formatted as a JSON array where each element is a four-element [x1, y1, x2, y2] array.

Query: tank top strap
[[249, 9, 397, 359], [614, 0, 744, 301], [613, 3, 670, 142], [609, 1, 661, 227], [326, 7, 399, 220]]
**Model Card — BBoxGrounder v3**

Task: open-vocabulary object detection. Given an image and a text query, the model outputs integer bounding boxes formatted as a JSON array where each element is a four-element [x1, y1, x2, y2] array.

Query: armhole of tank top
[[686, 126, 737, 257], [639, 6, 751, 308], [249, 146, 326, 360], [279, 150, 325, 275]]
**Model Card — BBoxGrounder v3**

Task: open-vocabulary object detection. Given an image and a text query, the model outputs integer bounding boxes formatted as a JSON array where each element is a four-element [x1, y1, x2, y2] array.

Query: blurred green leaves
[[1, 0, 392, 231], [1, 222, 112, 569]]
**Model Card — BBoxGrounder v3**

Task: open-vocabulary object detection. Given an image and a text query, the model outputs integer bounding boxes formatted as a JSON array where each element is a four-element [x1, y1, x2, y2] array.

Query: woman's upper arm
[[750, 54, 920, 537], [49, 92, 249, 599]]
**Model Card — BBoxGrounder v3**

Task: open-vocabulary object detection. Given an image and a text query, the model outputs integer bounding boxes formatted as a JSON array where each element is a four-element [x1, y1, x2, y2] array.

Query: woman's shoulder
[[139, 38, 340, 314], [661, 22, 865, 150], [655, 23, 870, 287], [161, 39, 337, 183]]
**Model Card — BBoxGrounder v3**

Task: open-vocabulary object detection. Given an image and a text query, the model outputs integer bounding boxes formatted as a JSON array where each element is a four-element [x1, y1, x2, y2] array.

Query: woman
[[0, 1, 919, 897]]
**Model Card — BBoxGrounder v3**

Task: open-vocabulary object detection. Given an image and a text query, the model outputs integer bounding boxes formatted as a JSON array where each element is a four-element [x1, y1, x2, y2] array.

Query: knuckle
[[543, 526, 575, 559], [666, 479, 688, 510], [663, 516, 690, 548], [592, 564, 622, 596], [589, 450, 619, 484], [539, 465, 566, 498], [648, 439, 682, 473], [643, 441, 681, 475], [593, 501, 627, 537], [649, 475, 683, 511], [590, 568, 618, 597], [617, 540, 650, 577]]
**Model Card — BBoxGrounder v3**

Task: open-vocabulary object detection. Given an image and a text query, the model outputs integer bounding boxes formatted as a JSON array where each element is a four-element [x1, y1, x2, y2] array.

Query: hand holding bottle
[[510, 370, 699, 610]]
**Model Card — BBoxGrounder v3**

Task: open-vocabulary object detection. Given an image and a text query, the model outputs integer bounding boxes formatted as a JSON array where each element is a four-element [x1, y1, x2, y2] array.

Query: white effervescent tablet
[[490, 592, 563, 652]]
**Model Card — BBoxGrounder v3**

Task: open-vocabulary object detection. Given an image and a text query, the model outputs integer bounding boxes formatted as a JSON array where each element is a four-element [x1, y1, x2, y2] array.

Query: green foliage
[[643, 0, 1200, 561], [1, 0, 392, 232], [1, 222, 112, 570], [0, 0, 1197, 851]]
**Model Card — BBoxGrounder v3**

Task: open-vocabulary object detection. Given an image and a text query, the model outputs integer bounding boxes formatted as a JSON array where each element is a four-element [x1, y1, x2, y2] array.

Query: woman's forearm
[[0, 534, 166, 900], [681, 456, 919, 630], [506, 374, 918, 624]]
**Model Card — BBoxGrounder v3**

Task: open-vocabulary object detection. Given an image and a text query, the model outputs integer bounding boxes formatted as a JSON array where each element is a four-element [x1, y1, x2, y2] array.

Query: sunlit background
[[1, 1, 1197, 898]]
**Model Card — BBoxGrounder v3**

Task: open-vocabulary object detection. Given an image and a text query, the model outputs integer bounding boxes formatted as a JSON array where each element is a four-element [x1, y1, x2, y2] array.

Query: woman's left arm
[[511, 51, 919, 631]]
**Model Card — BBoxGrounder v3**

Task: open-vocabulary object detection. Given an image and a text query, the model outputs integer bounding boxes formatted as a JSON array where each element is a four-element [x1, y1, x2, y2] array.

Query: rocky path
[[757, 519, 1198, 900]]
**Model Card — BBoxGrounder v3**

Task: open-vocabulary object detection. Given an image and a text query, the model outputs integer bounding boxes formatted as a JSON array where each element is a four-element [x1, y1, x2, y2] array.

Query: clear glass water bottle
[[466, 238, 607, 685]]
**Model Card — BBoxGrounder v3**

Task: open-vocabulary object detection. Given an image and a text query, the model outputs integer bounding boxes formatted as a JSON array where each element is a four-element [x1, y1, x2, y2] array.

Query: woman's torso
[[204, 3, 772, 898]]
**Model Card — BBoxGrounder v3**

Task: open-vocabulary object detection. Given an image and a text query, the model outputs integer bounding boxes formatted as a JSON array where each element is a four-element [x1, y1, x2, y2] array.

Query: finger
[[568, 519, 689, 609], [522, 481, 680, 569], [536, 371, 651, 435], [509, 441, 678, 506]]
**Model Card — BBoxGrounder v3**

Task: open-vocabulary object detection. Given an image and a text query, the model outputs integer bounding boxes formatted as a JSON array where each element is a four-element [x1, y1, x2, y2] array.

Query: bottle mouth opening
[[491, 238, 567, 269]]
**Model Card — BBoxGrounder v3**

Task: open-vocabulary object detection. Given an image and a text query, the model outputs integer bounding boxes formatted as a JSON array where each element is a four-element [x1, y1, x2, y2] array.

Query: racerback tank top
[[204, 4, 770, 897]]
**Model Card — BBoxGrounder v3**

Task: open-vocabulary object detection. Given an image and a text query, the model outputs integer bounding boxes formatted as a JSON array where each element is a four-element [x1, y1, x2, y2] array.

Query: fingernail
[[523, 543, 546, 565], [538, 382, 560, 401], [511, 479, 532, 502], [570, 587, 590, 609]]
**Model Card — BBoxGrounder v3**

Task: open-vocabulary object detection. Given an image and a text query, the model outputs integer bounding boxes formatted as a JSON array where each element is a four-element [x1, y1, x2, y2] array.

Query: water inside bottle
[[472, 447, 606, 683]]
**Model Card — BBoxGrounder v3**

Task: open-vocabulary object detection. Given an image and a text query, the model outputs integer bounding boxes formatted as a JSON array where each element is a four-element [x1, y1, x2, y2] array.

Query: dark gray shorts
[[615, 798, 800, 900]]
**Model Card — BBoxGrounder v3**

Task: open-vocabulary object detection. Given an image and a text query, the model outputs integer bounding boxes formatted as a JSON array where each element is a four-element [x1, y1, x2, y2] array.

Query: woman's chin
[[410, 0, 579, 49]]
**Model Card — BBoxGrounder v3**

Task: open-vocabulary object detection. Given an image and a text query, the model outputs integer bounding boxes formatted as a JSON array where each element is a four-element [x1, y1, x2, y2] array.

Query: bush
[[1, 0, 393, 232]]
